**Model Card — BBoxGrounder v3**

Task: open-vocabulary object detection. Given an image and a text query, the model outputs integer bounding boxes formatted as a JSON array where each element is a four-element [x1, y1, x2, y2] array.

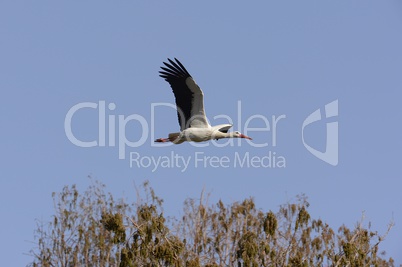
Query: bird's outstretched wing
[[159, 58, 210, 131]]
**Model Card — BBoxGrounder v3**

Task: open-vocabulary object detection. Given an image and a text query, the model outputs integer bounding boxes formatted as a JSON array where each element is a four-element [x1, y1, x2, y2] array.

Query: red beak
[[240, 134, 252, 140]]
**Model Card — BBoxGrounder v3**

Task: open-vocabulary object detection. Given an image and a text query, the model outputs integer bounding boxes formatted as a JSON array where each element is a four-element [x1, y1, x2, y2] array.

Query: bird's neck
[[214, 131, 234, 139]]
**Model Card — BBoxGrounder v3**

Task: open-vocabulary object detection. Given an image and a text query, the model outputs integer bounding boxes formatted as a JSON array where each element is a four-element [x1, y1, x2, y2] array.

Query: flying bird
[[155, 58, 252, 144]]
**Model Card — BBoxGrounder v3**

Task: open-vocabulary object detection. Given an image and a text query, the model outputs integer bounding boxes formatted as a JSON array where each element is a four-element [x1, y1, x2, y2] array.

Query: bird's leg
[[154, 138, 170, 142], [168, 132, 181, 142]]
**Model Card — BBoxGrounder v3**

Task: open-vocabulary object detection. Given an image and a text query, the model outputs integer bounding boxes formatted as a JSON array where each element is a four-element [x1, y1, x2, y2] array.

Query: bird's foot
[[155, 138, 169, 143]]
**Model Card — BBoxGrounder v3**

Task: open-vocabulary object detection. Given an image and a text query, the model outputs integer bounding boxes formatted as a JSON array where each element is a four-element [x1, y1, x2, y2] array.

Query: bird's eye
[[235, 131, 240, 134]]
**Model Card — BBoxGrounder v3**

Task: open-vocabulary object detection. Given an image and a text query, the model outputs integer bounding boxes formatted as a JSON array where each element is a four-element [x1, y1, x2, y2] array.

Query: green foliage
[[29, 180, 396, 267]]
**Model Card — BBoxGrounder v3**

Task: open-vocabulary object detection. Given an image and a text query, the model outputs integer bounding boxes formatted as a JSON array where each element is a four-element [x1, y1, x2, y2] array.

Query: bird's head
[[232, 131, 252, 140]]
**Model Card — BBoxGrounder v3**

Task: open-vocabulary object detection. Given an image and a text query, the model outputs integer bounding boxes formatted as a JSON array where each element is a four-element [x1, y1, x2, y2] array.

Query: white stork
[[155, 58, 252, 144]]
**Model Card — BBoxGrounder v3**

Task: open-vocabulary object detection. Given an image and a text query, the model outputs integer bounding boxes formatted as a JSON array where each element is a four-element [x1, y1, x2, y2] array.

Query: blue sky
[[1, 1, 401, 265]]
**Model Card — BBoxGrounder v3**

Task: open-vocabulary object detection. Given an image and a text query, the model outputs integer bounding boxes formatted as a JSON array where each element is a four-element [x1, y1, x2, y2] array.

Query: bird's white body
[[155, 58, 251, 144], [168, 124, 238, 144]]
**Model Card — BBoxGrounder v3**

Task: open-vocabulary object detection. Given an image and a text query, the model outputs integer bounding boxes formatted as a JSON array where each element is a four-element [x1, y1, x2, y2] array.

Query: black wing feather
[[159, 58, 194, 130]]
